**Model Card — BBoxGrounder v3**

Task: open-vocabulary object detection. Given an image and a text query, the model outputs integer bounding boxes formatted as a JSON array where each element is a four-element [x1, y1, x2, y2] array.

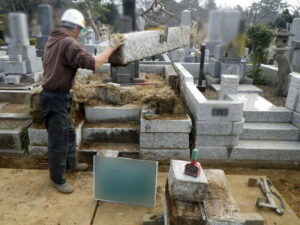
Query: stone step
[[82, 122, 140, 143], [0, 119, 31, 153], [240, 123, 300, 141], [79, 142, 139, 159], [231, 140, 300, 163], [0, 90, 32, 104], [228, 93, 292, 123], [85, 104, 141, 123]]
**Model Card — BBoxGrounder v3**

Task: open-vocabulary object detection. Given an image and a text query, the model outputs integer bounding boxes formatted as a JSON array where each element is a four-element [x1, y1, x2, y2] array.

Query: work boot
[[52, 181, 74, 194], [73, 163, 89, 171]]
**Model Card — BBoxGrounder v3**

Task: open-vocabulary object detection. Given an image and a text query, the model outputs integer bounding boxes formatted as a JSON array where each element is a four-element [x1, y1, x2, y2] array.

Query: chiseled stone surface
[[196, 146, 228, 160], [110, 26, 190, 65], [240, 213, 264, 225], [25, 57, 43, 73], [292, 111, 300, 128], [140, 149, 190, 161], [204, 169, 244, 225], [196, 120, 244, 135], [140, 133, 189, 149], [195, 134, 239, 147], [4, 61, 27, 74], [168, 160, 208, 202], [231, 140, 300, 161], [140, 114, 192, 133]]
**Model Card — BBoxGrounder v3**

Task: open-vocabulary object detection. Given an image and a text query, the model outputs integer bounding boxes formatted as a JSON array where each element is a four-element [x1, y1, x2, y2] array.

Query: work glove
[[110, 33, 126, 50]]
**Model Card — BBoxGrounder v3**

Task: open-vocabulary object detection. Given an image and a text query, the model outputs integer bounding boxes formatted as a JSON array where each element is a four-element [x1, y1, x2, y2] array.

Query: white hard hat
[[61, 8, 86, 29]]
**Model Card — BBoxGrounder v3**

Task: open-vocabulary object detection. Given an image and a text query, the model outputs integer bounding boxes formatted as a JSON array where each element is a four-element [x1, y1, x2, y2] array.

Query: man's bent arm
[[94, 45, 115, 70]]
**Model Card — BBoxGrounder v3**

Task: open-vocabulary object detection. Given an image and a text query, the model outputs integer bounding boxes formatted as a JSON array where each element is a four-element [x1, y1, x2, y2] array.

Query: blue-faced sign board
[[93, 155, 158, 207]]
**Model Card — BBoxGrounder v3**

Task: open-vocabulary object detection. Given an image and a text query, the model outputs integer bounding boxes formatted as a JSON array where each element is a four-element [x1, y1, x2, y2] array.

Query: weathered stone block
[[164, 65, 178, 89], [4, 61, 27, 74], [28, 145, 48, 158], [110, 26, 190, 65], [140, 133, 189, 149], [195, 134, 239, 147], [168, 160, 208, 202], [240, 213, 264, 225], [140, 149, 190, 161], [141, 115, 192, 133], [85, 105, 141, 123], [116, 74, 131, 83], [196, 146, 228, 160], [292, 111, 300, 128], [25, 57, 43, 73], [196, 120, 244, 135], [220, 75, 239, 100], [4, 75, 21, 84], [204, 169, 244, 225], [8, 45, 36, 60]]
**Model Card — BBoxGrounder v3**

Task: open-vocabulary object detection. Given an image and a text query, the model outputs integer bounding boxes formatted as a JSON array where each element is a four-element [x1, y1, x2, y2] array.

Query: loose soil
[[201, 87, 219, 100], [257, 85, 286, 107]]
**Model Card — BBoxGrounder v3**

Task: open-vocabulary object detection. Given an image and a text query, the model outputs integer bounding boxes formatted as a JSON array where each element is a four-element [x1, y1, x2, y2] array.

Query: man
[[40, 9, 125, 193]]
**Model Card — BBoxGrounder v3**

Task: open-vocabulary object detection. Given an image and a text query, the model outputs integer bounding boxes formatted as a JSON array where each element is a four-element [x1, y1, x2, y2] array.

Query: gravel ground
[[202, 85, 286, 107]]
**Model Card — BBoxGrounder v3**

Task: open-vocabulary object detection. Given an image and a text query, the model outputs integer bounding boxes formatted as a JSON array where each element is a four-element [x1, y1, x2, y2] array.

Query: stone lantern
[[273, 31, 294, 96]]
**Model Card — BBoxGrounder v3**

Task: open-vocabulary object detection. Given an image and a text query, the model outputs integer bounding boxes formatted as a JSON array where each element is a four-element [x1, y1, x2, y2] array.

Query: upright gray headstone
[[220, 10, 241, 45], [289, 18, 300, 45], [181, 10, 191, 56], [207, 10, 223, 42], [38, 4, 53, 36], [8, 13, 30, 46]]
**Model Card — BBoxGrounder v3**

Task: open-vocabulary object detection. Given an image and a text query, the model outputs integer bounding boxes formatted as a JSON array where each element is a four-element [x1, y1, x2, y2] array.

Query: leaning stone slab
[[110, 26, 190, 65], [140, 149, 190, 162], [204, 169, 244, 225], [140, 114, 192, 133], [140, 133, 189, 149], [168, 160, 208, 202]]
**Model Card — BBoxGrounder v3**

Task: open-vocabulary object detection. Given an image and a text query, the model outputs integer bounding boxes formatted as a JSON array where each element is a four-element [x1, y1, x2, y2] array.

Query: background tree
[[205, 0, 217, 10], [247, 24, 274, 84]]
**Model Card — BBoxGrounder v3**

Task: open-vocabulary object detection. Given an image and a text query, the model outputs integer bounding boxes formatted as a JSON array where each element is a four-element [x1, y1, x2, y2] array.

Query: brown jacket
[[42, 28, 95, 91]]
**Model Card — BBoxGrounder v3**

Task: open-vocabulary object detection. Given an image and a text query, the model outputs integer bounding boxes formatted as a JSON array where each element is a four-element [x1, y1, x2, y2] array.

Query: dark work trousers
[[39, 90, 77, 184]]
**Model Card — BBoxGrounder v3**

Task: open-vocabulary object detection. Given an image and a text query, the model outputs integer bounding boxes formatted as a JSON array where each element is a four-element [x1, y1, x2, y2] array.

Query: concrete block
[[241, 213, 264, 225], [140, 114, 192, 133], [204, 169, 244, 225], [140, 149, 190, 161], [174, 63, 195, 86], [231, 140, 300, 161], [0, 56, 9, 72], [25, 57, 43, 73], [28, 145, 48, 158], [4, 61, 27, 74], [140, 133, 189, 149], [196, 146, 228, 160], [82, 125, 139, 143], [4, 75, 21, 84], [211, 84, 262, 94], [85, 105, 141, 123], [110, 26, 190, 65], [8, 45, 36, 60], [197, 101, 244, 122], [164, 193, 205, 225], [195, 134, 239, 147], [22, 71, 43, 83], [168, 160, 208, 202], [196, 120, 244, 135], [208, 58, 221, 77], [292, 111, 300, 128], [240, 122, 300, 141], [142, 214, 164, 225]]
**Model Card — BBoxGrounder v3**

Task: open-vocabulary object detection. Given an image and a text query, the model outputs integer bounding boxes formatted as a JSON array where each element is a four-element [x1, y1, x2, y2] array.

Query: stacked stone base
[[3, 45, 43, 84], [139, 114, 192, 162]]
